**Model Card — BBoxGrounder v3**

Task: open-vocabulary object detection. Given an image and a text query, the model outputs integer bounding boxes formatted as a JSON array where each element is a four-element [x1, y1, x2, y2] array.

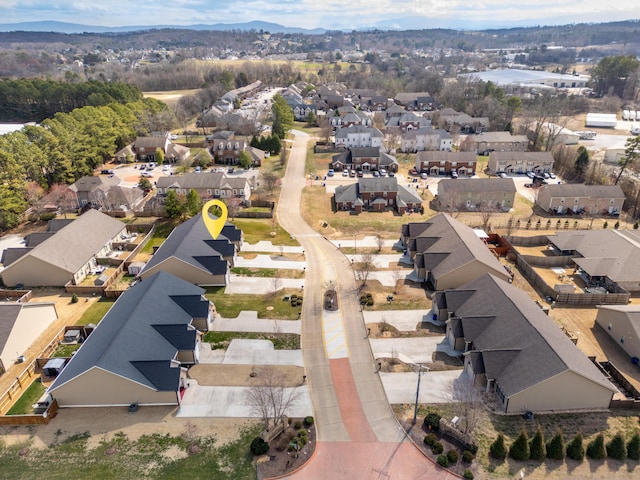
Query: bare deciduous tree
[[271, 270, 282, 294], [375, 234, 384, 252], [391, 268, 403, 294], [447, 374, 484, 435], [247, 366, 301, 430], [355, 251, 376, 287]]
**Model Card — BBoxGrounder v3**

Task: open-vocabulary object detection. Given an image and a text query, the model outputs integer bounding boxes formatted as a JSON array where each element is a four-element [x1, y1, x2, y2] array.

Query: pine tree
[[586, 433, 606, 460], [546, 430, 565, 460], [489, 433, 507, 460], [566, 432, 585, 461], [509, 429, 530, 461], [529, 428, 547, 461], [606, 433, 627, 460], [627, 432, 640, 460]]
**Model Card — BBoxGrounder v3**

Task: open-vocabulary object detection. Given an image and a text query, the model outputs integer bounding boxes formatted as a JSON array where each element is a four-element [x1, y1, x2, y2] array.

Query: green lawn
[[206, 288, 302, 319], [0, 425, 260, 479], [76, 298, 115, 326], [203, 331, 300, 350], [52, 343, 81, 358], [6, 379, 45, 415], [232, 218, 299, 246], [230, 267, 304, 279]]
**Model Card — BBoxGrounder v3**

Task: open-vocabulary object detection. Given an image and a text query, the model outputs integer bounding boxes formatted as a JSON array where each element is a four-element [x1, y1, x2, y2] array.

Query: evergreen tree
[[165, 189, 186, 218], [509, 430, 530, 461], [627, 432, 640, 460], [546, 431, 565, 460], [489, 433, 507, 460], [586, 433, 606, 460], [529, 428, 547, 461], [606, 433, 627, 460], [574, 146, 589, 176], [566, 432, 585, 461], [185, 189, 201, 217], [271, 94, 294, 139]]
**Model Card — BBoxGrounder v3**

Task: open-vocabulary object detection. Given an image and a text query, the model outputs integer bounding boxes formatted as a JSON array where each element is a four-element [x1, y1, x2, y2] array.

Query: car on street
[[549, 172, 556, 179], [328, 169, 335, 177], [420, 172, 428, 179], [195, 166, 201, 172], [227, 167, 234, 173], [497, 172, 507, 178], [162, 165, 170, 171], [357, 171, 363, 177], [342, 170, 349, 177], [526, 171, 535, 178], [543, 172, 550, 179], [388, 172, 395, 177]]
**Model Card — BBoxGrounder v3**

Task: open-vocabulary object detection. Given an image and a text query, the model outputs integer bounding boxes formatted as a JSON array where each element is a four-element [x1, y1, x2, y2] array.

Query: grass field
[[203, 331, 300, 350], [5, 379, 45, 415], [0, 425, 260, 479], [205, 287, 302, 319], [75, 298, 115, 326]]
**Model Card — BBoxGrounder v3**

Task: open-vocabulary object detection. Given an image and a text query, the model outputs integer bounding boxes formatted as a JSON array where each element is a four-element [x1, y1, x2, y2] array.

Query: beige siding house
[[536, 184, 625, 215], [468, 132, 529, 155], [434, 274, 617, 414], [0, 303, 58, 373], [401, 213, 511, 290], [48, 272, 215, 407], [415, 151, 477, 176], [0, 210, 126, 287], [437, 178, 516, 211], [488, 151, 554, 175], [156, 172, 252, 204], [595, 305, 640, 360]]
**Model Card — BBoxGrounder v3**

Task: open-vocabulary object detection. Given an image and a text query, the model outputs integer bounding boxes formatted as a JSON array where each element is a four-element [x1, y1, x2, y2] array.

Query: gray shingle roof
[[539, 183, 625, 199], [1, 209, 125, 276], [443, 274, 616, 397], [416, 151, 477, 164], [142, 214, 234, 278], [49, 271, 206, 393], [438, 178, 516, 195], [156, 172, 248, 191]]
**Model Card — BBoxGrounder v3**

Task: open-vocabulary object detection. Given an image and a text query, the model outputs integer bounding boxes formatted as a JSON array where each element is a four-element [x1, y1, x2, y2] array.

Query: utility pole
[[412, 364, 430, 425]]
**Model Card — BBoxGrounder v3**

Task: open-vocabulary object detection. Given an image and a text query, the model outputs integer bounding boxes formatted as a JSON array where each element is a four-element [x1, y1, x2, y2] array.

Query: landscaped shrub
[[71, 294, 79, 304], [606, 433, 627, 460], [250, 437, 270, 455], [634, 222, 639, 230], [446, 449, 459, 464], [294, 421, 302, 430], [424, 412, 441, 432], [566, 432, 585, 461], [489, 433, 507, 460], [39, 212, 56, 221], [627, 432, 640, 460], [424, 433, 438, 447], [463, 469, 474, 480], [586, 433, 606, 460], [436, 454, 449, 467], [509, 429, 530, 461], [464, 443, 478, 455], [546, 431, 565, 460], [303, 416, 314, 427], [366, 298, 374, 306], [614, 221, 620, 230], [462, 450, 475, 464], [529, 428, 546, 461], [431, 441, 444, 454]]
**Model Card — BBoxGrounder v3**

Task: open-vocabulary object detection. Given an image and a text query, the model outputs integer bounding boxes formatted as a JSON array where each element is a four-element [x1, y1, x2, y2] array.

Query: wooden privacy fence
[[0, 400, 59, 426]]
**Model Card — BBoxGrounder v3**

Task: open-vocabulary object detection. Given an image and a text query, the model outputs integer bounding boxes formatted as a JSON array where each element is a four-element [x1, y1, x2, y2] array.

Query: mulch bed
[[256, 419, 317, 480]]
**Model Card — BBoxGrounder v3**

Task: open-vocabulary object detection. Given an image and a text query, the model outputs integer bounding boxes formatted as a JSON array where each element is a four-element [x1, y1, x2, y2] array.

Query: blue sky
[[0, 0, 638, 30]]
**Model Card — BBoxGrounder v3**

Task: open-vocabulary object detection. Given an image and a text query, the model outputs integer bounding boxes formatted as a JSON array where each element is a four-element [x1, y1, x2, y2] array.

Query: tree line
[[0, 79, 143, 122], [0, 97, 170, 230]]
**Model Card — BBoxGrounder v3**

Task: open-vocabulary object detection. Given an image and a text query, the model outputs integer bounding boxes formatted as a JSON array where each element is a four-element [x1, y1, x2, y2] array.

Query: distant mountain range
[[0, 20, 327, 35]]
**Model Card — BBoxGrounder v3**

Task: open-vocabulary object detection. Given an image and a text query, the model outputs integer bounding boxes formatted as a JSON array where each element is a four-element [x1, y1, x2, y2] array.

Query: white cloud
[[0, 0, 638, 29]]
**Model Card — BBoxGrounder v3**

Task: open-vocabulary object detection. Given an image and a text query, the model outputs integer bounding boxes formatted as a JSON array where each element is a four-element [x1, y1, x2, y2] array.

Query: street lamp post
[[412, 364, 430, 425]]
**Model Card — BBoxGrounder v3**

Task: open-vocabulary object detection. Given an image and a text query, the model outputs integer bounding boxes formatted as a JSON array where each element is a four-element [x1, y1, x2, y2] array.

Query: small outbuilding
[[43, 358, 66, 377]]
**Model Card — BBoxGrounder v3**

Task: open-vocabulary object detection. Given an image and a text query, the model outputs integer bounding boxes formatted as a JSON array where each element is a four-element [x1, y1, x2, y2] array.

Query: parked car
[[451, 171, 458, 179], [328, 169, 335, 177], [100, 169, 115, 175], [543, 172, 550, 179], [409, 168, 418, 175], [388, 172, 395, 177], [162, 165, 170, 171], [498, 172, 507, 178], [372, 170, 380, 177], [379, 168, 387, 176], [349, 170, 356, 177], [195, 166, 201, 172], [357, 171, 364, 177], [227, 167, 234, 173], [549, 172, 556, 179], [420, 172, 428, 179], [342, 170, 349, 177], [526, 171, 535, 178]]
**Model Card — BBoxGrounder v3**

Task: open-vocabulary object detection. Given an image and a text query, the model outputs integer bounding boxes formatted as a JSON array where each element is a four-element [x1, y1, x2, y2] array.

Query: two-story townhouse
[[469, 132, 529, 156], [331, 147, 399, 172], [488, 151, 554, 175], [415, 151, 477, 176], [401, 127, 452, 153], [437, 178, 517, 212], [536, 184, 625, 215], [156, 172, 251, 204], [334, 177, 423, 214], [334, 126, 384, 149]]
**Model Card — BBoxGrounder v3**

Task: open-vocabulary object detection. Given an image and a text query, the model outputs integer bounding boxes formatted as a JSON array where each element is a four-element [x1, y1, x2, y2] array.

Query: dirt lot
[[188, 364, 305, 387]]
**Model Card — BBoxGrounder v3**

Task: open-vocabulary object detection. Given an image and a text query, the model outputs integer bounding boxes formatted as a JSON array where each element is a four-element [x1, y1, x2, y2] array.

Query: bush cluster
[[303, 416, 314, 427], [463, 469, 474, 480], [423, 413, 441, 432], [250, 437, 270, 456], [436, 454, 449, 467]]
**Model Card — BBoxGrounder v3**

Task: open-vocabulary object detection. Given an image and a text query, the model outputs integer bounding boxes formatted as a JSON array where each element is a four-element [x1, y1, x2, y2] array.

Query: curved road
[[274, 130, 456, 479]]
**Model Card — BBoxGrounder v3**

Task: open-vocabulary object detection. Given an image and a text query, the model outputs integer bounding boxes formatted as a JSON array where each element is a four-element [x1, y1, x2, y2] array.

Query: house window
[[215, 189, 220, 196], [207, 189, 212, 195]]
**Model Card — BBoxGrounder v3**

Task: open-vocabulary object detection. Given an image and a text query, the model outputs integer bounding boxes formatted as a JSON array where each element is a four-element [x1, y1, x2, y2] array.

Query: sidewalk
[[241, 240, 304, 253]]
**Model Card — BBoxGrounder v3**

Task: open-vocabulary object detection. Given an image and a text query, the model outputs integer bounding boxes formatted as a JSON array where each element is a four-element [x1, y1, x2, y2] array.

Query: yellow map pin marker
[[202, 199, 228, 240]]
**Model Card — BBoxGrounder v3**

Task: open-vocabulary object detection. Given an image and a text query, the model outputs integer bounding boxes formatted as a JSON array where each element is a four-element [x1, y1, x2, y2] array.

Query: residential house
[[330, 147, 399, 172], [488, 151, 554, 175], [47, 271, 215, 407], [329, 106, 373, 129], [139, 214, 240, 286], [334, 126, 384, 149], [433, 274, 617, 414], [468, 132, 529, 156], [415, 151, 477, 176], [0, 302, 58, 374], [437, 178, 517, 212], [131, 136, 190, 163], [156, 172, 252, 205], [546, 230, 640, 293], [0, 209, 127, 288], [69, 175, 144, 211], [334, 177, 423, 214], [536, 184, 625, 215], [385, 112, 430, 134], [401, 213, 511, 289], [595, 305, 640, 360], [401, 127, 452, 153], [393, 92, 435, 111], [437, 109, 489, 134]]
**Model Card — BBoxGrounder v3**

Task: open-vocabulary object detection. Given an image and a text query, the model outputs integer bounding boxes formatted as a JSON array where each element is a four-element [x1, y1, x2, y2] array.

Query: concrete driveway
[[380, 370, 461, 404], [177, 384, 312, 418], [199, 339, 304, 367], [370, 337, 458, 364], [364, 310, 434, 331]]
